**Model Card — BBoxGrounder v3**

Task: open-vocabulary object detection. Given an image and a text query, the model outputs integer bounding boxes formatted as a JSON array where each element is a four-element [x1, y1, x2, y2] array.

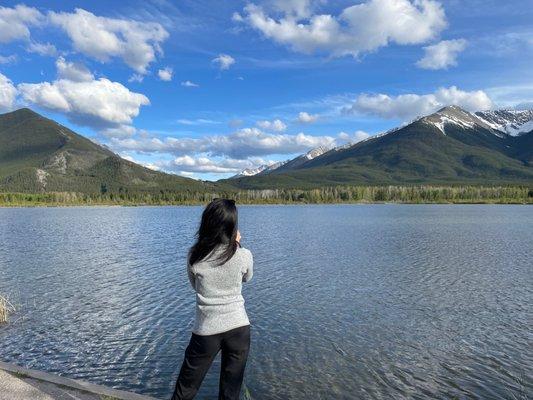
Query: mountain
[[224, 106, 533, 189], [231, 145, 331, 178], [0, 108, 215, 194], [231, 160, 288, 178], [475, 109, 533, 136]]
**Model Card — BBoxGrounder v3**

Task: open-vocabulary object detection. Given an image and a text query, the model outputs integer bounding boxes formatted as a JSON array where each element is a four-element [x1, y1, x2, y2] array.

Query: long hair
[[188, 198, 239, 266]]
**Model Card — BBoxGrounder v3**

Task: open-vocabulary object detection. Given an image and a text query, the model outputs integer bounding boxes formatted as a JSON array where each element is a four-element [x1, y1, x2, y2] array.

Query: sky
[[0, 0, 532, 180]]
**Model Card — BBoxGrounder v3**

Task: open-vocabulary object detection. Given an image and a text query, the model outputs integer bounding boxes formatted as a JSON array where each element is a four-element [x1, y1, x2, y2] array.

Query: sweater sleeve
[[241, 248, 254, 283], [187, 262, 196, 289]]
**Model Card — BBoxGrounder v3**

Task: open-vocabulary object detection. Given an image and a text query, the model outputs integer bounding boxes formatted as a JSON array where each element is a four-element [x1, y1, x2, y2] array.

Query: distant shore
[[0, 185, 531, 206]]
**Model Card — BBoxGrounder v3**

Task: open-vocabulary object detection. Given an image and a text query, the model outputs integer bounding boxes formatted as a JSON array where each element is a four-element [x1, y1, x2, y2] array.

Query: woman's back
[[189, 246, 253, 336], [172, 198, 252, 400]]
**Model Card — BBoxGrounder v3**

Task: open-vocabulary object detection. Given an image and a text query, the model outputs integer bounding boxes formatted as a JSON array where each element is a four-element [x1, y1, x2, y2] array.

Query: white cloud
[[0, 54, 17, 64], [159, 155, 264, 174], [181, 80, 199, 87], [212, 53, 235, 70], [232, 12, 244, 22], [256, 119, 287, 131], [176, 118, 219, 125], [101, 125, 137, 138], [272, 0, 315, 19], [49, 8, 169, 74], [110, 127, 336, 159], [237, 0, 447, 58], [297, 111, 318, 123], [158, 66, 173, 81], [27, 41, 57, 56], [346, 86, 493, 120], [0, 4, 43, 43], [18, 77, 150, 127], [416, 39, 467, 70], [0, 73, 18, 111], [56, 57, 94, 82], [128, 74, 144, 83], [338, 130, 370, 144]]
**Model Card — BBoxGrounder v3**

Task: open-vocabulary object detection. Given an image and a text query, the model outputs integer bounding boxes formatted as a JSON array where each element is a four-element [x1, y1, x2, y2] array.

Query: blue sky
[[0, 0, 532, 180]]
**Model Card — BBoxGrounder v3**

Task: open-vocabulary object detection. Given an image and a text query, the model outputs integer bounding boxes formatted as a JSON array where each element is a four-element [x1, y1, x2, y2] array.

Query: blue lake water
[[0, 205, 531, 399]]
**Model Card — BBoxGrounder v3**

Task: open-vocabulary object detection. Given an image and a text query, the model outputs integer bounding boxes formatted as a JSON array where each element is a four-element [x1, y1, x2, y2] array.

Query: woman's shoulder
[[235, 246, 253, 261]]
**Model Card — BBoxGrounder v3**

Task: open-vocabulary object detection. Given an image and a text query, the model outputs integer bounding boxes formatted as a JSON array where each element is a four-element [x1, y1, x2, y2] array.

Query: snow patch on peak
[[235, 165, 269, 177], [421, 105, 495, 135], [475, 109, 533, 136], [423, 114, 479, 135], [304, 145, 331, 160], [232, 160, 287, 178]]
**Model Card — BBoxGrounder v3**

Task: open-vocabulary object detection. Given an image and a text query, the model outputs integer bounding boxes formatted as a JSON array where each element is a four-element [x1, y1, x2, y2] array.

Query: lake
[[0, 205, 531, 399]]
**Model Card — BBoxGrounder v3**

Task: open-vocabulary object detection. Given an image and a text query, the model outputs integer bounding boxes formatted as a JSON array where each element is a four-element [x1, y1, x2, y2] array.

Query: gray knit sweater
[[188, 246, 253, 336]]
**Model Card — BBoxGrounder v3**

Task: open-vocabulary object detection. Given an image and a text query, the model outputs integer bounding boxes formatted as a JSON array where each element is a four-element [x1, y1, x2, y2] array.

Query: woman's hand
[[236, 230, 241, 244]]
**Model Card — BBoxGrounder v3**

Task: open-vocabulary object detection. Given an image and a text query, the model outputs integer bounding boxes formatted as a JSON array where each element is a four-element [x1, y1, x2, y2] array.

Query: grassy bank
[[0, 185, 531, 206]]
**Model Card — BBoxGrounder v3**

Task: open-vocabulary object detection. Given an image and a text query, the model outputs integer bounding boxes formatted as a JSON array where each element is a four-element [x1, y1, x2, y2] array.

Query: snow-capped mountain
[[231, 160, 288, 178], [233, 165, 270, 177], [419, 105, 533, 137], [304, 146, 331, 160], [229, 105, 533, 184], [475, 109, 533, 136], [232, 146, 330, 178]]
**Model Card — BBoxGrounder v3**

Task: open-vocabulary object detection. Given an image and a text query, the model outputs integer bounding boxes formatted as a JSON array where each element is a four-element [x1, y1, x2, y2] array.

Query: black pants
[[171, 325, 250, 400]]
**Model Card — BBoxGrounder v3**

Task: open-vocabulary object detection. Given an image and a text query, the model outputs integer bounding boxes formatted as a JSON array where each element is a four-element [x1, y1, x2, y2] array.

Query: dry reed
[[0, 295, 15, 323]]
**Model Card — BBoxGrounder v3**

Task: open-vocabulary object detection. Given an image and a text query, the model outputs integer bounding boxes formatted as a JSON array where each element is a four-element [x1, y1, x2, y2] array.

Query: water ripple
[[0, 205, 531, 399]]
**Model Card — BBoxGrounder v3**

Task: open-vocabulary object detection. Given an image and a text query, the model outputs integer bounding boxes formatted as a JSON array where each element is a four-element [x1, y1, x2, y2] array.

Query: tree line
[[0, 185, 531, 206]]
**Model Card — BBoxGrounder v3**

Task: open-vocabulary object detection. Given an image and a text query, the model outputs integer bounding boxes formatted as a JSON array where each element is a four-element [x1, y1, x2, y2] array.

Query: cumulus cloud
[[157, 156, 267, 174], [338, 130, 370, 144], [158, 67, 173, 81], [272, 0, 316, 19], [0, 4, 43, 43], [416, 39, 467, 70], [256, 119, 287, 131], [49, 8, 169, 74], [56, 57, 94, 82], [181, 80, 199, 87], [212, 53, 235, 70], [346, 86, 493, 120], [27, 41, 58, 56], [100, 124, 137, 138], [110, 127, 336, 159], [236, 0, 447, 58], [0, 73, 18, 111], [297, 111, 318, 123], [18, 74, 150, 127]]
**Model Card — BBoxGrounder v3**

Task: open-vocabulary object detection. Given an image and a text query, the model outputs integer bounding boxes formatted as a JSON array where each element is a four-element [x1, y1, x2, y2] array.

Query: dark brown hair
[[188, 198, 238, 266]]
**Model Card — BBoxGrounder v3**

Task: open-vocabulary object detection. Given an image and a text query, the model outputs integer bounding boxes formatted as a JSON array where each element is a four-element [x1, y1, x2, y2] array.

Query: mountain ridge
[[0, 108, 217, 194], [226, 105, 533, 189]]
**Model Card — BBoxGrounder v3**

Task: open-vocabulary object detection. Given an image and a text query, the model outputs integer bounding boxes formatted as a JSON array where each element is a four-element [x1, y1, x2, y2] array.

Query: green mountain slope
[[0, 108, 215, 194], [225, 106, 533, 189]]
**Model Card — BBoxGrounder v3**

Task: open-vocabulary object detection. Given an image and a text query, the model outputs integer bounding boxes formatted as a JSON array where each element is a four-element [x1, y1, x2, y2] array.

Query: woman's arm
[[187, 263, 196, 289], [242, 249, 253, 282]]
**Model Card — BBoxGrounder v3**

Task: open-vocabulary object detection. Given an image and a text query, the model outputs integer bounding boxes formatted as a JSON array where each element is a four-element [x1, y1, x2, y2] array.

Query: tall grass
[[0, 295, 15, 323]]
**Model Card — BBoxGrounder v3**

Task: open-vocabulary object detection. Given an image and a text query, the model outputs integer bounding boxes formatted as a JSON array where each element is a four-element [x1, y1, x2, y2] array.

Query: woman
[[171, 198, 254, 400]]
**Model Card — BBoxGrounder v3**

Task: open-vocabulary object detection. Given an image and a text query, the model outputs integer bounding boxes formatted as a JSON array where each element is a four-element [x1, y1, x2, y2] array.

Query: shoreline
[[0, 201, 531, 208], [0, 199, 531, 208], [0, 360, 158, 400]]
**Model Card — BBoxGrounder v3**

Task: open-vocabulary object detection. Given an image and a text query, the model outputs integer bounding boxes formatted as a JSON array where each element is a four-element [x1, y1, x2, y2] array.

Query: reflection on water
[[0, 205, 531, 399]]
